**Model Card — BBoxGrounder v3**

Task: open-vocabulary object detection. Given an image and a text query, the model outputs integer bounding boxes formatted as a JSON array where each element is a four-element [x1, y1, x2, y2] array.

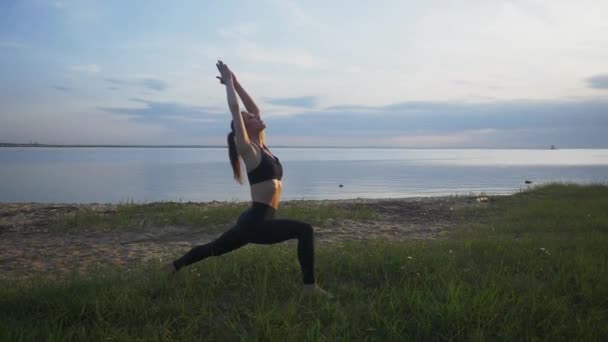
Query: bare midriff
[[250, 179, 282, 209]]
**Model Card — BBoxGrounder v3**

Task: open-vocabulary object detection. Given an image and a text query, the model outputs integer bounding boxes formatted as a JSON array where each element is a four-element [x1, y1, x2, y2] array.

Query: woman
[[165, 61, 331, 297]]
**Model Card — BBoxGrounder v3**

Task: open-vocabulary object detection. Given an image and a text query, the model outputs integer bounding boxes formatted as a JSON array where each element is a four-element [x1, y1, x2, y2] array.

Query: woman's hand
[[216, 72, 237, 85], [216, 60, 234, 85]]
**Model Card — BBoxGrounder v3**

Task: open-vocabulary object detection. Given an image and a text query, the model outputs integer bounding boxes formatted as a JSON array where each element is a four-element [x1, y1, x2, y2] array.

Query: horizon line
[[0, 142, 592, 150]]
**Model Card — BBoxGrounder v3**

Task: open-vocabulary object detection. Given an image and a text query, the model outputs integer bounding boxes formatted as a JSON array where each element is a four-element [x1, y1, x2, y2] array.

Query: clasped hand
[[216, 60, 235, 85]]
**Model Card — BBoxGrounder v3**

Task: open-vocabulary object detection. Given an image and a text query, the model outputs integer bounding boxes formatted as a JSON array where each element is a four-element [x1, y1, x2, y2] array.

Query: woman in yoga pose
[[166, 60, 331, 297]]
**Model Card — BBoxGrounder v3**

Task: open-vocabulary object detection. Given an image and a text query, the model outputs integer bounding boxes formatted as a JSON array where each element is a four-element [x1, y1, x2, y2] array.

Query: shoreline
[[0, 194, 489, 279], [0, 192, 506, 206], [2, 184, 605, 339], [1, 144, 576, 149]]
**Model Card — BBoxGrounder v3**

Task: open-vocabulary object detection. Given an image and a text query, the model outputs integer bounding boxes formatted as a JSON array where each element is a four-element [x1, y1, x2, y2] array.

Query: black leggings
[[172, 202, 315, 284]]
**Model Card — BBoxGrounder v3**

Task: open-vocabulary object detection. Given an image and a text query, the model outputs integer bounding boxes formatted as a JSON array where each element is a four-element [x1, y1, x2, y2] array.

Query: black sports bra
[[247, 145, 283, 185]]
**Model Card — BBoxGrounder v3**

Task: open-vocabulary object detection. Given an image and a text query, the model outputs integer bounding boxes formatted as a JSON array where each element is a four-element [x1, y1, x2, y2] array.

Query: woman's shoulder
[[240, 142, 264, 172]]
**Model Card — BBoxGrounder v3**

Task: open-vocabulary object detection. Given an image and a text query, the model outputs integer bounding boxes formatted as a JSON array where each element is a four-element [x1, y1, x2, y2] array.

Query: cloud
[[218, 23, 258, 39], [503, 0, 555, 25], [51, 85, 71, 92], [214, 16, 325, 69], [99, 99, 227, 134], [264, 98, 608, 147], [273, 0, 309, 26], [264, 96, 318, 108], [140, 79, 167, 91], [345, 66, 362, 73], [70, 64, 101, 74], [238, 43, 326, 69], [325, 105, 379, 112], [7, 96, 607, 147], [587, 74, 608, 89], [265, 0, 325, 29], [387, 131, 482, 146], [105, 78, 125, 85], [104, 77, 168, 92]]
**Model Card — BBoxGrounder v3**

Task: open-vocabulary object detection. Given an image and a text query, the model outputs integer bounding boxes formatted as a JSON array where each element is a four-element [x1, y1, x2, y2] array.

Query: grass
[[57, 201, 378, 233], [455, 183, 608, 238], [58, 202, 248, 233], [2, 184, 607, 341]]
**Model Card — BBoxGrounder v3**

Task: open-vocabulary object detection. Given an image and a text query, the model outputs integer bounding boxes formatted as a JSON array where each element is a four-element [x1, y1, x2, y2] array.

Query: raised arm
[[233, 76, 260, 118], [216, 61, 255, 156], [216, 69, 260, 118]]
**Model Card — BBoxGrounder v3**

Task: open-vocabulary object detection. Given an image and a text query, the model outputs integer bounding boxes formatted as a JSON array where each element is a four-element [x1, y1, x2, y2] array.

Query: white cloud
[[0, 108, 170, 145], [345, 66, 362, 73], [218, 23, 258, 40], [386, 134, 471, 147], [237, 43, 326, 69], [104, 75, 169, 91], [70, 64, 102, 74], [195, 45, 226, 60], [265, 0, 324, 29], [274, 0, 309, 26], [5, 1, 608, 147], [215, 18, 325, 70], [385, 129, 498, 147]]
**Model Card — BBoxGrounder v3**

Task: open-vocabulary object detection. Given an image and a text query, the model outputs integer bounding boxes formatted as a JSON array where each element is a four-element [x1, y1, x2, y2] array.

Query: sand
[[0, 196, 489, 279]]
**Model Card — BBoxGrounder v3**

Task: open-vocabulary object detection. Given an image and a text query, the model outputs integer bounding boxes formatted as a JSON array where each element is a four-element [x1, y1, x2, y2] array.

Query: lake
[[1, 147, 607, 203]]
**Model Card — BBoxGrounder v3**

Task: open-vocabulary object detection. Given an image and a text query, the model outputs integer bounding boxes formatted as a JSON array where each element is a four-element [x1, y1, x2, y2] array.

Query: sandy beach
[[0, 196, 488, 279]]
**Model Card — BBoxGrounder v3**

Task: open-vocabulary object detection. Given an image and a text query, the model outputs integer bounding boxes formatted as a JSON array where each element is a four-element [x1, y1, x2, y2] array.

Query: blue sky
[[1, 0, 607, 147]]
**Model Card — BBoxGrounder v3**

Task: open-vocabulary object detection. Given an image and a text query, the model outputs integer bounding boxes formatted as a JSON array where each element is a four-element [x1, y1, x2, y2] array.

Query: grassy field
[[57, 201, 378, 233], [1, 184, 607, 341]]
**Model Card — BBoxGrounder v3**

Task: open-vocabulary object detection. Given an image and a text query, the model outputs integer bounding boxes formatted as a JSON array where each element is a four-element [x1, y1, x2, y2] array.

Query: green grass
[[2, 184, 607, 341], [58, 202, 248, 233], [57, 201, 377, 233], [455, 182, 608, 238]]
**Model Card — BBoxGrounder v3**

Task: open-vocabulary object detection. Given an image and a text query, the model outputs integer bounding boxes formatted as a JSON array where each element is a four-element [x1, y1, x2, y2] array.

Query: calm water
[[1, 147, 607, 203]]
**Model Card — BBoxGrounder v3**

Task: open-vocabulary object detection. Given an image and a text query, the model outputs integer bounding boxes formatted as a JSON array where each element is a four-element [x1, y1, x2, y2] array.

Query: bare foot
[[302, 283, 334, 299]]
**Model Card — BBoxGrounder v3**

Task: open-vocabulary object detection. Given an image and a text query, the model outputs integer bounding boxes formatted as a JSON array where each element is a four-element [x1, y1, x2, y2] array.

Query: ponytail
[[227, 125, 243, 184]]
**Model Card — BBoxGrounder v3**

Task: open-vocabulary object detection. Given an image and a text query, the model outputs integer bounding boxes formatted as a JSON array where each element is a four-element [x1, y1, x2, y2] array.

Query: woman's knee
[[299, 222, 314, 237]]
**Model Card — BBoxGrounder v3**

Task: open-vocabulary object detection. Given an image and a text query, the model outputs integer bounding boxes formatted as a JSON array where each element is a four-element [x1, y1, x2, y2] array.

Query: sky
[[1, 0, 607, 148]]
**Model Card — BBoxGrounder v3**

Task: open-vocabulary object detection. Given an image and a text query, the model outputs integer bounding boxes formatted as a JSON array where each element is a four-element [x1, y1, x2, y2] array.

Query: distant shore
[[0, 143, 576, 149], [0, 143, 226, 148]]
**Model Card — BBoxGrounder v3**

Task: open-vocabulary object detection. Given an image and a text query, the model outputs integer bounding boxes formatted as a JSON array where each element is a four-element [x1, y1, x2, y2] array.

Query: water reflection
[[0, 148, 606, 203]]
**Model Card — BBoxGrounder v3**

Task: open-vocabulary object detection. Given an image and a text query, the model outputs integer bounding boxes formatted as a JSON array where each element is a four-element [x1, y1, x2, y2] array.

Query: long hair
[[227, 121, 243, 184]]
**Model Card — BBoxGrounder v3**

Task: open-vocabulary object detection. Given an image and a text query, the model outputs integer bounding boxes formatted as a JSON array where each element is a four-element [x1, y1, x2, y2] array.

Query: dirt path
[[0, 197, 485, 279]]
